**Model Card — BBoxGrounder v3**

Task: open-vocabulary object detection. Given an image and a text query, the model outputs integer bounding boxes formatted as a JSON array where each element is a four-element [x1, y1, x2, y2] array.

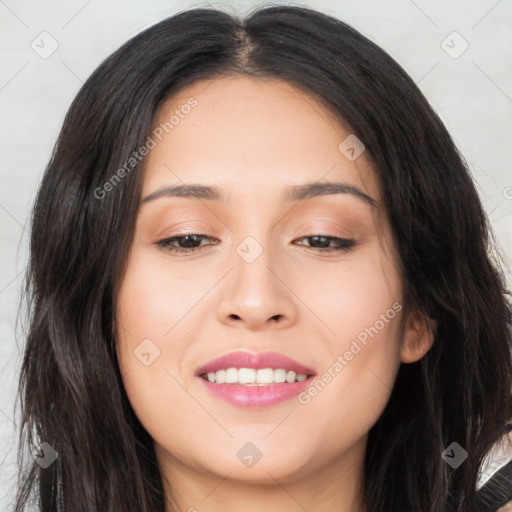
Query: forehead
[[143, 75, 379, 204]]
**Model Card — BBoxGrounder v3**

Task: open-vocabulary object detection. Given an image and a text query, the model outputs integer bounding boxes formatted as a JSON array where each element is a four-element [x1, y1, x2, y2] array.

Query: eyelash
[[155, 233, 357, 254]]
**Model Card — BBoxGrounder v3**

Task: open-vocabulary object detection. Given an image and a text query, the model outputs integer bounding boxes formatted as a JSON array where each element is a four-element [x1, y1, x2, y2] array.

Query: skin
[[115, 75, 435, 512]]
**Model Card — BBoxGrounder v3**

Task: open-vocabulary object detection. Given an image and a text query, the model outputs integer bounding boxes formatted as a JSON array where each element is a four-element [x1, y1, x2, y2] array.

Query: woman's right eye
[[156, 234, 218, 254]]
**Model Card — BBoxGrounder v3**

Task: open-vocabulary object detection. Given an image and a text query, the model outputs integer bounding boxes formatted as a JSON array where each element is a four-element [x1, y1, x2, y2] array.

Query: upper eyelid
[[156, 231, 352, 241]]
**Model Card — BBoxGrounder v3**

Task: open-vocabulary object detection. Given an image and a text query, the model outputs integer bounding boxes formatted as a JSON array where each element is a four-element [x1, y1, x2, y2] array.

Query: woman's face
[[115, 76, 433, 501]]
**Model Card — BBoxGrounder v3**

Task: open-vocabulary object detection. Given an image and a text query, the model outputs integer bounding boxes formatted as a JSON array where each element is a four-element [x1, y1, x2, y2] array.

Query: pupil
[[312, 236, 329, 247], [181, 235, 200, 247]]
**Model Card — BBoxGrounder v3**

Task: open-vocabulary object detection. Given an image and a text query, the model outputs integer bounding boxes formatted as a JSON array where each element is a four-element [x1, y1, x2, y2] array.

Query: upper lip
[[196, 351, 316, 376]]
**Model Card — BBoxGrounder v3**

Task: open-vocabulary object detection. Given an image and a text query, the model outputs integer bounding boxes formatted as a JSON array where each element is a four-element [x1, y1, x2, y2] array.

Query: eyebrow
[[141, 181, 377, 207]]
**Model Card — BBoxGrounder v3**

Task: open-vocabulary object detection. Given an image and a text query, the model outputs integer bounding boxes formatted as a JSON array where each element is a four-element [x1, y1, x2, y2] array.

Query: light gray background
[[1, 0, 511, 508]]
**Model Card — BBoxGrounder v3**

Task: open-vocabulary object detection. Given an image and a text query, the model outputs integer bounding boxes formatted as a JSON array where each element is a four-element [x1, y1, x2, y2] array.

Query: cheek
[[288, 242, 402, 342], [293, 312, 403, 470], [290, 247, 403, 430], [115, 250, 211, 455], [115, 249, 205, 348]]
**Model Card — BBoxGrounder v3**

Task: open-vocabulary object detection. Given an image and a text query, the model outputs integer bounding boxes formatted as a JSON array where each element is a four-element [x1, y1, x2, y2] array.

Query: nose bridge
[[231, 231, 282, 301], [229, 201, 281, 279], [215, 228, 297, 328]]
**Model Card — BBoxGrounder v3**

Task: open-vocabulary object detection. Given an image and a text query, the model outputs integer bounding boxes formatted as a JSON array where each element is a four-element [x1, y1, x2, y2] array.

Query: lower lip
[[198, 377, 313, 408]]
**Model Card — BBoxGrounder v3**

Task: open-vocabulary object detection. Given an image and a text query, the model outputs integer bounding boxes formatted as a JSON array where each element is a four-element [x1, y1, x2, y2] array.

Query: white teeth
[[274, 369, 287, 383], [256, 368, 274, 384], [238, 368, 256, 384], [202, 367, 309, 385], [225, 367, 238, 384], [286, 371, 296, 383]]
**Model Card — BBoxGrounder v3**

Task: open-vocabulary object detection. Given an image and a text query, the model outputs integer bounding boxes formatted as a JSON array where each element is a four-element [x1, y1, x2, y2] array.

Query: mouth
[[199, 367, 311, 385], [195, 351, 316, 408]]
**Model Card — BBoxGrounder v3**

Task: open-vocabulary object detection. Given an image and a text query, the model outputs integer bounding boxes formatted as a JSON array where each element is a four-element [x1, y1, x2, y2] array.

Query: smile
[[200, 367, 309, 385], [196, 351, 316, 407]]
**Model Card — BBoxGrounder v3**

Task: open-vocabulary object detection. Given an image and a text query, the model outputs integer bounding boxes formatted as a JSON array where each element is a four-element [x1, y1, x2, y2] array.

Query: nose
[[215, 239, 299, 331]]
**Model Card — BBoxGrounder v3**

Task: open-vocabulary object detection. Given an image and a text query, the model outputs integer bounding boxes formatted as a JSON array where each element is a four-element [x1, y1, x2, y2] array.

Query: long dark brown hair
[[14, 5, 512, 511]]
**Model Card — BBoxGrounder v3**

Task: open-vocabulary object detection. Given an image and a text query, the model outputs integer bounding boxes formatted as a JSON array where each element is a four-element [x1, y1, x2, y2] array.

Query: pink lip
[[195, 350, 316, 376], [195, 351, 316, 408], [199, 379, 313, 408]]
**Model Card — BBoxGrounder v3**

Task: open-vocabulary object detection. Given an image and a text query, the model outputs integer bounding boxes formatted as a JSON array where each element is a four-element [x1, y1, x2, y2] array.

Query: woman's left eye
[[294, 235, 357, 253], [156, 233, 356, 254]]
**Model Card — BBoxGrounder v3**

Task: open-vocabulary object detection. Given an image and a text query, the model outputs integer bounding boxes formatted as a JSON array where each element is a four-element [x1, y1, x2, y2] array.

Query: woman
[[15, 5, 512, 512]]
